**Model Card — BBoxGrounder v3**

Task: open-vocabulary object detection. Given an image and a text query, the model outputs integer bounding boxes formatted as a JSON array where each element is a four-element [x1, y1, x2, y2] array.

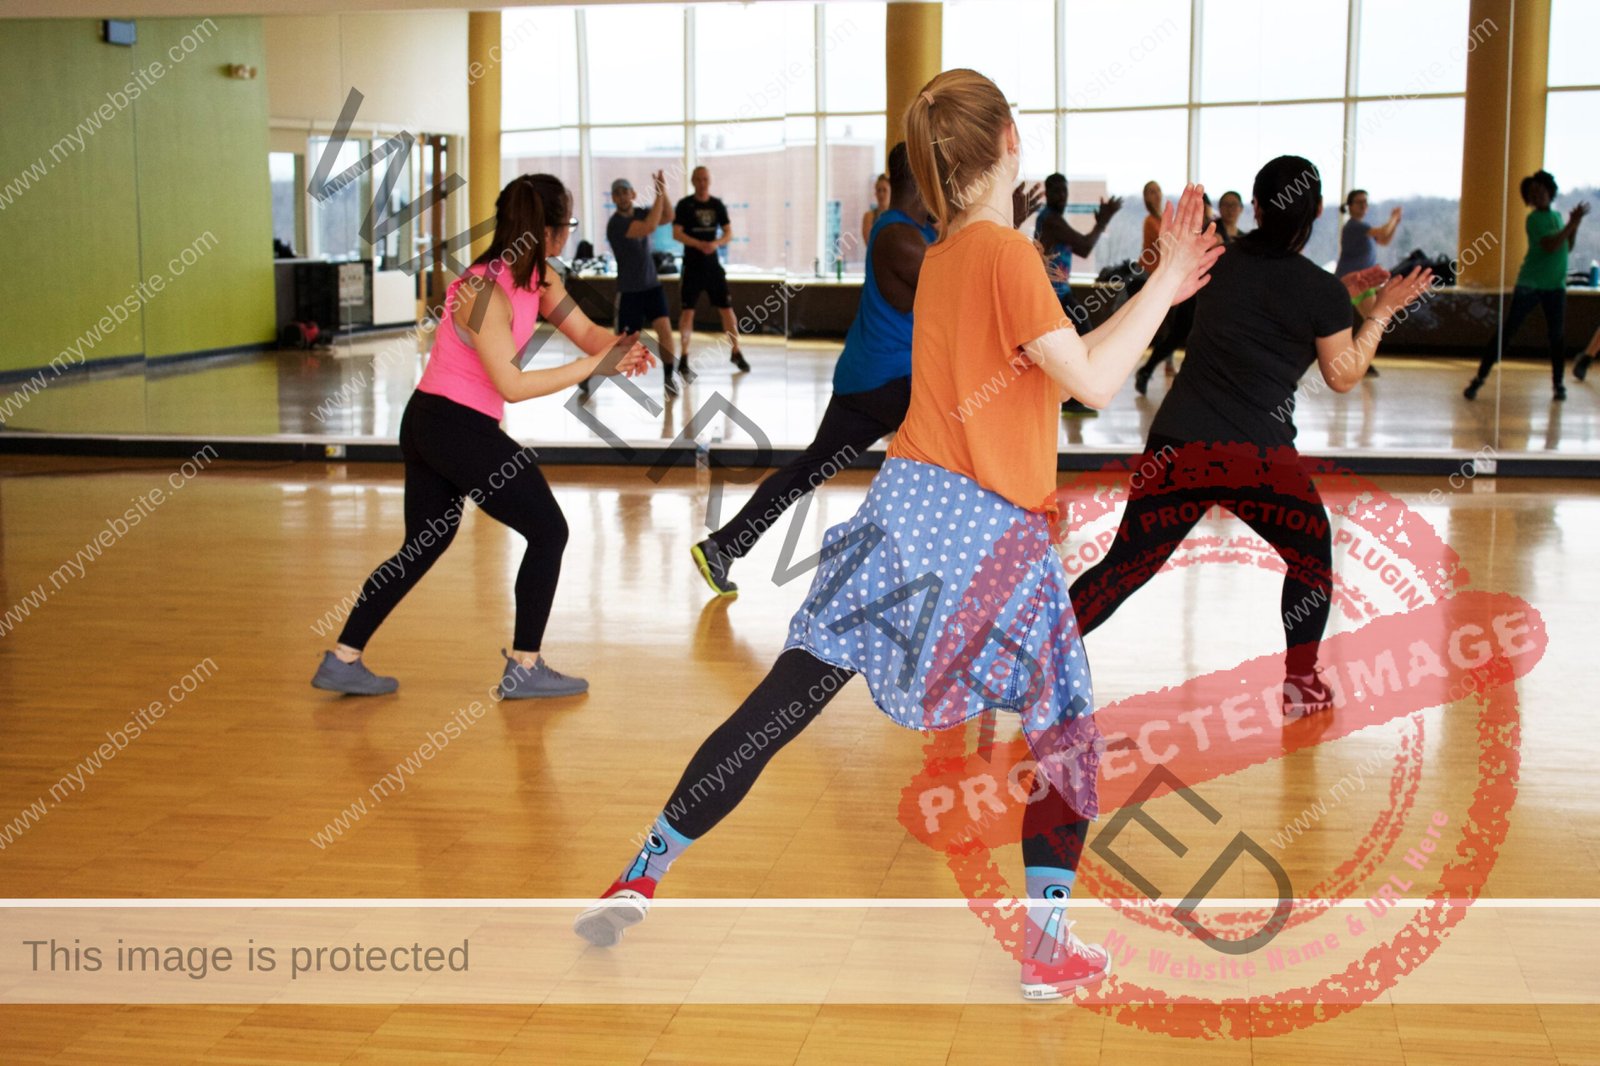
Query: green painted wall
[[0, 17, 275, 376], [0, 20, 145, 373], [133, 17, 275, 359]]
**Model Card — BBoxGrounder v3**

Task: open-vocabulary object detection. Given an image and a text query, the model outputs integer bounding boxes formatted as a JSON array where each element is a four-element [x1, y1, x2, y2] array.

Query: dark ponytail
[[1239, 155, 1322, 257], [1340, 188, 1366, 216], [475, 173, 570, 290]]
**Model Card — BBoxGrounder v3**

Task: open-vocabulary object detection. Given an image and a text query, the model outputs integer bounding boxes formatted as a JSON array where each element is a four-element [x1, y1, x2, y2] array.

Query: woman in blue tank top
[[687, 143, 1033, 597]]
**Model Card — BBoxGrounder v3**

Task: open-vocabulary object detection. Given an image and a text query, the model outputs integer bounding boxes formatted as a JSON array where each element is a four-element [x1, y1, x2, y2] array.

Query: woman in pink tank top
[[312, 174, 654, 699]]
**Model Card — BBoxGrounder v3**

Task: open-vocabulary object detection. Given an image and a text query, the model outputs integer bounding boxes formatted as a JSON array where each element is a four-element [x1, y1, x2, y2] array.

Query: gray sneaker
[[497, 650, 589, 699], [311, 651, 398, 695]]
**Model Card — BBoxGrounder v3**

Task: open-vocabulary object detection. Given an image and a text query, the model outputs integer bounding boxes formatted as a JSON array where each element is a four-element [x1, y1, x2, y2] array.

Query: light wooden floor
[[1, 456, 1598, 1063]]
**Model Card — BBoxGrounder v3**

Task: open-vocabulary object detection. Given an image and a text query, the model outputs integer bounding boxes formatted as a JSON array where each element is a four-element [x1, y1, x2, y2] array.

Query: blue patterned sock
[[617, 815, 696, 886], [1023, 866, 1076, 963]]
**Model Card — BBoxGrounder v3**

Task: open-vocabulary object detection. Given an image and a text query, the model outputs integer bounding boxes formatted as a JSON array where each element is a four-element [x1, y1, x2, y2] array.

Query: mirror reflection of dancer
[[690, 143, 934, 596], [607, 172, 681, 396], [1133, 180, 1192, 394], [576, 69, 1221, 1002], [1035, 173, 1121, 415], [1464, 170, 1588, 402], [311, 175, 654, 698], [1069, 156, 1434, 716], [1216, 190, 1246, 244], [862, 170, 890, 245], [1336, 189, 1401, 379], [674, 166, 748, 375]]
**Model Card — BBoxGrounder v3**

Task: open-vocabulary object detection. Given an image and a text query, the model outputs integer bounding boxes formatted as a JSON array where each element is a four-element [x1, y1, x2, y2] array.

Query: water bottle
[[1589, 260, 1599, 288]]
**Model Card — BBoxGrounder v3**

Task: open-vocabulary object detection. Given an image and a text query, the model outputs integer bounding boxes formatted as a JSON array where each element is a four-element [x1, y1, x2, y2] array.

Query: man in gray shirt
[[607, 171, 682, 395]]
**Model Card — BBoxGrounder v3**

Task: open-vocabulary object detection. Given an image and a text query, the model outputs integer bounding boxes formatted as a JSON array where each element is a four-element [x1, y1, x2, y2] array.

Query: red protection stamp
[[898, 447, 1541, 1038]]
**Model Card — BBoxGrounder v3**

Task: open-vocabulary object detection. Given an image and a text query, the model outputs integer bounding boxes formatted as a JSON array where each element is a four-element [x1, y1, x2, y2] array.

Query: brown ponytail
[[475, 173, 569, 290], [903, 69, 1013, 238]]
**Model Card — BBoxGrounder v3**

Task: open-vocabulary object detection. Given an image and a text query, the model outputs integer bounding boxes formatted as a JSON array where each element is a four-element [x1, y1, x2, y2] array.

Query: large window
[[942, 0, 1053, 111], [500, 0, 1504, 275], [1547, 1, 1599, 272], [1199, 0, 1348, 103], [1548, 0, 1599, 88], [1061, 0, 1190, 110], [1356, 0, 1469, 97], [308, 135, 369, 261], [500, 3, 886, 275], [584, 5, 684, 126]]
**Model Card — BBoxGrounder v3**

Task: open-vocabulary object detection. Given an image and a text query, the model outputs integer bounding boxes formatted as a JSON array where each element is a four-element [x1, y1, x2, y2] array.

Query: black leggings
[[660, 649, 1088, 871], [1474, 286, 1568, 386], [338, 391, 568, 652], [1069, 436, 1334, 677], [708, 376, 909, 562]]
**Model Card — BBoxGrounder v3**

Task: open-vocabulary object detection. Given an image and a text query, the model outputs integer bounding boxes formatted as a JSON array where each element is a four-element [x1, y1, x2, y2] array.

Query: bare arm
[[1315, 266, 1433, 392], [1372, 206, 1402, 245], [871, 224, 927, 314], [715, 222, 733, 249], [1038, 212, 1101, 261], [1541, 203, 1589, 253], [1025, 186, 1220, 407], [628, 172, 669, 237], [673, 222, 715, 255], [623, 198, 665, 239], [456, 277, 653, 403]]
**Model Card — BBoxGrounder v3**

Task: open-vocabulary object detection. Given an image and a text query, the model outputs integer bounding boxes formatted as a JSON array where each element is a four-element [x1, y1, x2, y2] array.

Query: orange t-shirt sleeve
[[994, 237, 1072, 355]]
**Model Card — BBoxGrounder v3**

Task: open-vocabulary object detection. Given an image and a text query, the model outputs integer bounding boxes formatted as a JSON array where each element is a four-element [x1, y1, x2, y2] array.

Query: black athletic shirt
[[1150, 246, 1351, 448], [674, 195, 730, 274]]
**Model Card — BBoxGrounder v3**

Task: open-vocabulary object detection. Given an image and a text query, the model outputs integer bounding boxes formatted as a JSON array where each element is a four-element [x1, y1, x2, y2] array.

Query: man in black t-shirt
[[673, 166, 748, 373]]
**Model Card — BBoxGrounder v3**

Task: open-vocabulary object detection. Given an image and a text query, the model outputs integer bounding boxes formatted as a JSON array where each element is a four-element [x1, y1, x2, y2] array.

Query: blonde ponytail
[[902, 69, 1013, 238]]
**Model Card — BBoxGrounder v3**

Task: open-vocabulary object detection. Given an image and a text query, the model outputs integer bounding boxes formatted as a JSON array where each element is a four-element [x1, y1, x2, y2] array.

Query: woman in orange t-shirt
[[579, 68, 1220, 1001]]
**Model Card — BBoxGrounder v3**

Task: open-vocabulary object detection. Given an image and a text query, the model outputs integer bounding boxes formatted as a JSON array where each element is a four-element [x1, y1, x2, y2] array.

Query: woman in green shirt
[[1465, 170, 1589, 401]]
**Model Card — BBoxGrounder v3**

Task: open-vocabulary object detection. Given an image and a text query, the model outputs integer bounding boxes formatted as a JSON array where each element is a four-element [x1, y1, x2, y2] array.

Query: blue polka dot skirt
[[785, 458, 1103, 819]]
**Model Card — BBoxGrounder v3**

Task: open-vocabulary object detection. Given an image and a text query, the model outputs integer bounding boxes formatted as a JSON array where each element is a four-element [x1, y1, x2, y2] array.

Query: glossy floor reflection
[[0, 456, 1596, 1061], [5, 330, 1600, 457]]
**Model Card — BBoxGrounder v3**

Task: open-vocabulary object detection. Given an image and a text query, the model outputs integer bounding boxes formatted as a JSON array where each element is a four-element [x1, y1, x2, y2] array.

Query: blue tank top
[[832, 209, 937, 395], [1034, 205, 1072, 298]]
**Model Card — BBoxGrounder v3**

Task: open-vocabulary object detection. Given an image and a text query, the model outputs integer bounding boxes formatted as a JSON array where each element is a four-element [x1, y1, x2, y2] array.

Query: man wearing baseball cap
[[607, 171, 681, 394]]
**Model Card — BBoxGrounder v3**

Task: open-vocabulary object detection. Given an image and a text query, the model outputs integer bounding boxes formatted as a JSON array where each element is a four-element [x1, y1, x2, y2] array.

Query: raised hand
[[1572, 202, 1591, 222], [1373, 266, 1434, 318], [652, 170, 667, 197], [1013, 181, 1044, 226], [1094, 195, 1124, 227], [1158, 183, 1224, 305]]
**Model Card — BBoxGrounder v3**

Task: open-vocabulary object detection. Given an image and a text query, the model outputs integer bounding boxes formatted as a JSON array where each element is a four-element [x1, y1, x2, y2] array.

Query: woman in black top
[[1070, 156, 1432, 716]]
